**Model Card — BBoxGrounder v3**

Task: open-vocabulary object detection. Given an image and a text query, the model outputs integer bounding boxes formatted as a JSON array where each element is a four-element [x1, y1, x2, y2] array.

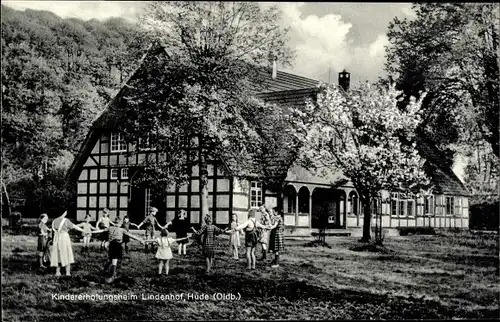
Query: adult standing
[[137, 207, 162, 253], [233, 209, 271, 270], [50, 210, 86, 276], [268, 208, 285, 268], [172, 209, 190, 256]]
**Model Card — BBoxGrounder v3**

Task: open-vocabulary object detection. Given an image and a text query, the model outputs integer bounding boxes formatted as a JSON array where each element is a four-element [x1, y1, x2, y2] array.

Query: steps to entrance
[[311, 231, 352, 237]]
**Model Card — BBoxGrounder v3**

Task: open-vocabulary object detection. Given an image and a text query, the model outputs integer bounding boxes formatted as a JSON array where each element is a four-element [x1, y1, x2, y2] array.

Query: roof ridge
[[275, 70, 320, 83]]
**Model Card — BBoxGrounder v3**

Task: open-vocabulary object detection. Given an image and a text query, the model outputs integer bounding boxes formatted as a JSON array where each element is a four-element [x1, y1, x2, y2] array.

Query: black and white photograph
[[1, 1, 499, 320]]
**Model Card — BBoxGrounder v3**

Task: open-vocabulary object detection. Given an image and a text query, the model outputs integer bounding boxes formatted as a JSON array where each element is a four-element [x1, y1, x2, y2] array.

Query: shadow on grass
[[304, 240, 332, 248], [349, 243, 395, 254]]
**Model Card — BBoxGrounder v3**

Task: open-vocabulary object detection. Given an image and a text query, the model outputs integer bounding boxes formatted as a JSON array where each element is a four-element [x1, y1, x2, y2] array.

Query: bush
[[469, 201, 499, 230], [398, 227, 436, 236], [23, 168, 76, 218]]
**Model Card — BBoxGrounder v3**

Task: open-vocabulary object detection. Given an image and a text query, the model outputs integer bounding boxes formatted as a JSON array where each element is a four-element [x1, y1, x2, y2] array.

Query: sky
[[3, 1, 466, 179], [2, 1, 417, 85]]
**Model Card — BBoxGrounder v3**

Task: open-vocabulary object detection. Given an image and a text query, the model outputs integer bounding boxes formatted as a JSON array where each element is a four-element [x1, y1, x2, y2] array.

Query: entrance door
[[151, 188, 167, 226], [312, 188, 343, 229], [128, 186, 146, 225]]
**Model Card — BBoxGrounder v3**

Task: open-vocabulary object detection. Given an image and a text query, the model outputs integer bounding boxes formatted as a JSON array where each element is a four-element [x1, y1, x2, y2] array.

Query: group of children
[[37, 205, 285, 282]]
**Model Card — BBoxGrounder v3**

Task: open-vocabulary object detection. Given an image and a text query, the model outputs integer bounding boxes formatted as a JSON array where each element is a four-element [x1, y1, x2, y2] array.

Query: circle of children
[[37, 205, 284, 283]]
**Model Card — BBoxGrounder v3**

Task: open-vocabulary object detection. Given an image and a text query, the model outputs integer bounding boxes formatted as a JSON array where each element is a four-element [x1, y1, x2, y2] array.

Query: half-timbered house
[[67, 48, 470, 235]]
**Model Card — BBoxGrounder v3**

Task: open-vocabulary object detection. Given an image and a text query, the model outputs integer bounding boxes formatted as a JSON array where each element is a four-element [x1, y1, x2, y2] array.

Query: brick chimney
[[338, 69, 350, 91]]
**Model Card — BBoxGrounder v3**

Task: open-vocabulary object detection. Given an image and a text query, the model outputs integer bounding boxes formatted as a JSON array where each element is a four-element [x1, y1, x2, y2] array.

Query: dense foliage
[[1, 5, 149, 216], [385, 3, 499, 201]]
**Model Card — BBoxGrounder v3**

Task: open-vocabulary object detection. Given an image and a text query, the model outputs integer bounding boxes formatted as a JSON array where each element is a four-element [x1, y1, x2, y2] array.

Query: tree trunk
[[200, 152, 209, 221], [2, 182, 11, 219], [360, 199, 372, 242]]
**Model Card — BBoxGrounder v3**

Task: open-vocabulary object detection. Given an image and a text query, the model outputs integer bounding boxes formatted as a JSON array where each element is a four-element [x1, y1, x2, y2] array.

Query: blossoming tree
[[292, 82, 431, 242]]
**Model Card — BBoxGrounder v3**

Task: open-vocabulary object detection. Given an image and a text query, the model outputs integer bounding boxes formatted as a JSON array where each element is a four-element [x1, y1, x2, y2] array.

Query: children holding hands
[[92, 215, 144, 283], [144, 228, 189, 275], [37, 213, 50, 268], [231, 209, 274, 270], [191, 215, 231, 274], [75, 214, 96, 254]]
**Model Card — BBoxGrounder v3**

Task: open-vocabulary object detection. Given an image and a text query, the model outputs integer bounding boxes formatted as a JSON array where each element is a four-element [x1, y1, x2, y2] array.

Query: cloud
[[369, 34, 389, 58], [3, 1, 394, 85], [276, 3, 389, 84]]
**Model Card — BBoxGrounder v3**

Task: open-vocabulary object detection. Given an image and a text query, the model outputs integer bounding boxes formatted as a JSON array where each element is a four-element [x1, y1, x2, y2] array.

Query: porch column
[[343, 188, 352, 228], [295, 191, 299, 227], [309, 193, 313, 229]]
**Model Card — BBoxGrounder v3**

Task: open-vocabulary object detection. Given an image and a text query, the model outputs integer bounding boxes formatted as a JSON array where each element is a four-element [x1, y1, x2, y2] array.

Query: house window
[[138, 134, 154, 151], [121, 168, 128, 180], [110, 168, 119, 180], [399, 200, 405, 217], [446, 196, 454, 216], [110, 132, 127, 152], [391, 193, 398, 216], [455, 197, 462, 217], [371, 198, 382, 215], [407, 198, 414, 217], [145, 188, 152, 216], [250, 181, 263, 208], [425, 195, 434, 215]]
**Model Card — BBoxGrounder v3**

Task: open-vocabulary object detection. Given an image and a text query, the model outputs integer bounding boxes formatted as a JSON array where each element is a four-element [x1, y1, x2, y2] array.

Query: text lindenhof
[[51, 292, 241, 302]]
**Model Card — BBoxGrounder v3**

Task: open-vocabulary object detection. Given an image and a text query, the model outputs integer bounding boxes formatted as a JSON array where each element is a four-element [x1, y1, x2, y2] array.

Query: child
[[191, 215, 231, 274], [95, 208, 116, 252], [121, 216, 139, 254], [37, 214, 50, 268], [93, 216, 144, 283], [137, 207, 163, 253], [233, 209, 272, 270], [268, 208, 285, 268], [258, 205, 272, 260], [145, 228, 189, 275], [75, 214, 94, 254], [229, 213, 240, 260]]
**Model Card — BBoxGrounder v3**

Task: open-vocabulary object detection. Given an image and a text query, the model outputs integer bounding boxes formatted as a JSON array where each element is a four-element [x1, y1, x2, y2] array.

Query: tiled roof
[[253, 70, 320, 93]]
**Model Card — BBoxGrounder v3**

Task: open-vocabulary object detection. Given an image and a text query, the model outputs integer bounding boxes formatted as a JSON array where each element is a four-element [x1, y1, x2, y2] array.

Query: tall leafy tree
[[1, 5, 148, 216], [292, 83, 430, 242], [385, 3, 499, 158], [113, 1, 294, 217]]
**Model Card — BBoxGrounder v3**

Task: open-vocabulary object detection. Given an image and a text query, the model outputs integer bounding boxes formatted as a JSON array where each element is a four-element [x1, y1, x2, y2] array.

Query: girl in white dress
[[50, 211, 86, 276], [229, 213, 240, 260], [145, 228, 189, 275]]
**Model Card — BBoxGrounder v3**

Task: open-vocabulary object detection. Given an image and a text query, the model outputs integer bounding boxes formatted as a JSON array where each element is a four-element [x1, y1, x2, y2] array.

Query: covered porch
[[282, 183, 361, 231]]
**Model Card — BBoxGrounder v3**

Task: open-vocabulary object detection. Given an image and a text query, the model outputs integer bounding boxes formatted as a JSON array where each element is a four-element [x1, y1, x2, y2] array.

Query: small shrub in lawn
[[398, 227, 436, 236]]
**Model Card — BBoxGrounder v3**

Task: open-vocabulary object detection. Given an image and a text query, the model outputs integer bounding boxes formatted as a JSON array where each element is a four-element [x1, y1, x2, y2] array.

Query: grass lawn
[[2, 230, 499, 320]]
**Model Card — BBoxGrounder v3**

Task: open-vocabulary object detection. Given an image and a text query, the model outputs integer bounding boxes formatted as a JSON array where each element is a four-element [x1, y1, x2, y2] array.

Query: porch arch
[[283, 185, 297, 214], [298, 186, 310, 214]]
